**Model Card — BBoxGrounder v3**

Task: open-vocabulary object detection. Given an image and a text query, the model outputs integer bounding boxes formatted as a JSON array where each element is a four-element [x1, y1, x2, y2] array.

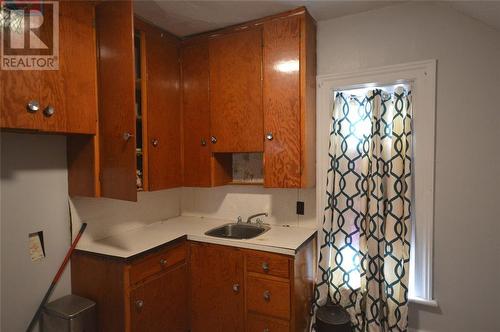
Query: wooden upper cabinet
[[263, 12, 316, 188], [263, 16, 301, 188], [95, 0, 137, 201], [136, 19, 181, 191], [0, 0, 97, 134], [181, 39, 212, 187], [209, 29, 263, 153]]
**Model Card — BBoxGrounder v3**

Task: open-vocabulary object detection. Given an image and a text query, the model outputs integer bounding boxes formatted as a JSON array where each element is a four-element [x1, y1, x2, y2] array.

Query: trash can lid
[[43, 295, 96, 320], [316, 303, 351, 325]]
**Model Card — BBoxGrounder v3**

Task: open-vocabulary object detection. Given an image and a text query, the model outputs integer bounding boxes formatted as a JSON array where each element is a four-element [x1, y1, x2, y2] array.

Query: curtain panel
[[314, 87, 413, 332]]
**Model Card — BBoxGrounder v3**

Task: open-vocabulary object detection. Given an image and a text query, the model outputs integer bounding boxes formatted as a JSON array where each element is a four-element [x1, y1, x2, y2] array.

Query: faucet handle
[[236, 216, 243, 223]]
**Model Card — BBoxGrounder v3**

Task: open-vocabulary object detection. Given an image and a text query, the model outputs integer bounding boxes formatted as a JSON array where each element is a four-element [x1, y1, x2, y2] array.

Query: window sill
[[409, 296, 438, 307]]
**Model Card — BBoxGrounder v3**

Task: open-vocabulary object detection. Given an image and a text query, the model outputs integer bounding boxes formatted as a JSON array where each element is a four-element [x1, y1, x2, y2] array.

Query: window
[[316, 60, 438, 306]]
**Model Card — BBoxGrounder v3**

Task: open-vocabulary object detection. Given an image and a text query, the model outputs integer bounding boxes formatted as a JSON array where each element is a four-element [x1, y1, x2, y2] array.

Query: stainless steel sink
[[205, 223, 270, 239]]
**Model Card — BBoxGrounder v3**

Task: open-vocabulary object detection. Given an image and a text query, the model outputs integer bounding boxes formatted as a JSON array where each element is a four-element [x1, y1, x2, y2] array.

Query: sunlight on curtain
[[314, 86, 413, 332]]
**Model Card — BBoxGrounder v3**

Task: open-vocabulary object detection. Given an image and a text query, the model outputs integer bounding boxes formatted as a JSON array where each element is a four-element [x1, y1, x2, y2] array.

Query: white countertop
[[76, 216, 316, 258]]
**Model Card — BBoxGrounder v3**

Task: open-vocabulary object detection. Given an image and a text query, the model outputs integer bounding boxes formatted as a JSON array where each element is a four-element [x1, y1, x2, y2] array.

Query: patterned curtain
[[314, 87, 413, 332]]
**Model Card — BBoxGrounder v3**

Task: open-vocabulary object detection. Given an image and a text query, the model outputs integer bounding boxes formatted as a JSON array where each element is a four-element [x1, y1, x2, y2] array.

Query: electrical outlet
[[29, 231, 45, 262], [296, 201, 305, 215]]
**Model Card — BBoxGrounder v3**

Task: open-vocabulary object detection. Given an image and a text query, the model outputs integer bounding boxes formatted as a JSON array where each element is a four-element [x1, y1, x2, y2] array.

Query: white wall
[[70, 189, 181, 243], [1, 133, 71, 332], [181, 186, 316, 228], [317, 3, 500, 332]]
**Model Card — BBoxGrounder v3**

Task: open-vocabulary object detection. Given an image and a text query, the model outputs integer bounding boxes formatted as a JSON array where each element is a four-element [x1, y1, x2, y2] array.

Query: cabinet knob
[[26, 100, 40, 113], [151, 138, 159, 147], [262, 262, 270, 272], [123, 132, 134, 141], [265, 132, 273, 141], [159, 258, 167, 266], [201, 138, 207, 146], [135, 299, 144, 311], [210, 136, 217, 144], [264, 329, 270, 332], [43, 105, 55, 117], [232, 283, 240, 293], [263, 290, 271, 302]]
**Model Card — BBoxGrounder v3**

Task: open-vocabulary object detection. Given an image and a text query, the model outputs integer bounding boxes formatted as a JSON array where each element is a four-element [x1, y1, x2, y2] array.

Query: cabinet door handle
[[159, 258, 167, 267], [26, 100, 40, 113], [123, 132, 134, 141], [43, 105, 55, 117], [263, 290, 271, 302], [210, 136, 217, 144], [135, 299, 144, 311], [232, 283, 240, 293], [201, 138, 207, 146], [263, 329, 270, 332], [262, 262, 270, 272], [265, 132, 273, 141], [151, 138, 159, 147]]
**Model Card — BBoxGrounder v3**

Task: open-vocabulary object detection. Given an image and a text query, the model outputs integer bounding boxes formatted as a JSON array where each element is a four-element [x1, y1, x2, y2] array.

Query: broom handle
[[26, 223, 87, 332]]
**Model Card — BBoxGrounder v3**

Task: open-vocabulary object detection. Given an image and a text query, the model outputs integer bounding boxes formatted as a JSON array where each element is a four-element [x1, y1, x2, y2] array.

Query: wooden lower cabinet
[[130, 264, 188, 332], [190, 242, 245, 332], [71, 240, 188, 332], [71, 236, 315, 332], [190, 237, 316, 332]]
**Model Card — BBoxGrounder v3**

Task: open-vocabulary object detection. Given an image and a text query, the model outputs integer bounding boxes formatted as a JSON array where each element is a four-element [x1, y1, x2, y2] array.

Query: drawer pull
[[262, 262, 270, 272], [135, 299, 144, 311], [27, 100, 40, 113], [263, 290, 271, 302], [232, 283, 240, 293], [264, 329, 270, 332], [43, 105, 55, 117], [159, 258, 167, 266]]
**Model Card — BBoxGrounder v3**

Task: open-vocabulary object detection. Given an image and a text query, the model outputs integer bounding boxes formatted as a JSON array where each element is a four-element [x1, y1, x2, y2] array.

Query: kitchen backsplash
[[70, 185, 317, 242]]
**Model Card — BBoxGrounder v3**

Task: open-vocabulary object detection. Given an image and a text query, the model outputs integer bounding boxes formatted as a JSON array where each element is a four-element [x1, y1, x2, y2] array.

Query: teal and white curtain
[[314, 87, 413, 332]]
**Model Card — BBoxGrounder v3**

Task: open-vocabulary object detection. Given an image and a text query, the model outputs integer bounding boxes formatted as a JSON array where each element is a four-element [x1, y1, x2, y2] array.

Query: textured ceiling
[[133, 1, 500, 37]]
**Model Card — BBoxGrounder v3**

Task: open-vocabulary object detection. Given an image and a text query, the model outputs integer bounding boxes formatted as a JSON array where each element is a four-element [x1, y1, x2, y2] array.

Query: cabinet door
[[144, 27, 181, 190], [190, 243, 245, 332], [95, 0, 137, 201], [209, 29, 263, 152], [130, 264, 189, 332], [263, 16, 301, 188], [58, 0, 97, 134], [181, 40, 212, 187], [0, 1, 97, 134]]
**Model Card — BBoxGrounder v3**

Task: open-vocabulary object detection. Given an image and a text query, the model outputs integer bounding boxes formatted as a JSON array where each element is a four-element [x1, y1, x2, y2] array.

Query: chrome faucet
[[246, 212, 268, 225]]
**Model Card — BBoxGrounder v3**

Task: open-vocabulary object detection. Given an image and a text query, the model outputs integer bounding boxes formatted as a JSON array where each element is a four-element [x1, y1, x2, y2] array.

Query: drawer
[[246, 251, 290, 279], [247, 313, 289, 332], [247, 276, 290, 320], [129, 243, 187, 285]]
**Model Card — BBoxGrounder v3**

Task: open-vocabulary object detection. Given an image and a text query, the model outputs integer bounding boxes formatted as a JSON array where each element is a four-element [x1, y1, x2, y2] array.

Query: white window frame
[[316, 60, 438, 307]]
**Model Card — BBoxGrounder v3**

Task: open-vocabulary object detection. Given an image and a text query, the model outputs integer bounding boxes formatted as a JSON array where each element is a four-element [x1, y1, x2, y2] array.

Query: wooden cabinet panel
[[130, 264, 189, 332], [247, 313, 289, 332], [181, 40, 212, 187], [129, 242, 187, 285], [209, 29, 263, 152], [263, 16, 301, 188], [246, 250, 290, 279], [190, 242, 245, 332], [95, 0, 137, 201], [0, 70, 41, 130], [59, 0, 98, 134], [144, 27, 181, 190], [247, 276, 290, 320], [0, 1, 96, 133]]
